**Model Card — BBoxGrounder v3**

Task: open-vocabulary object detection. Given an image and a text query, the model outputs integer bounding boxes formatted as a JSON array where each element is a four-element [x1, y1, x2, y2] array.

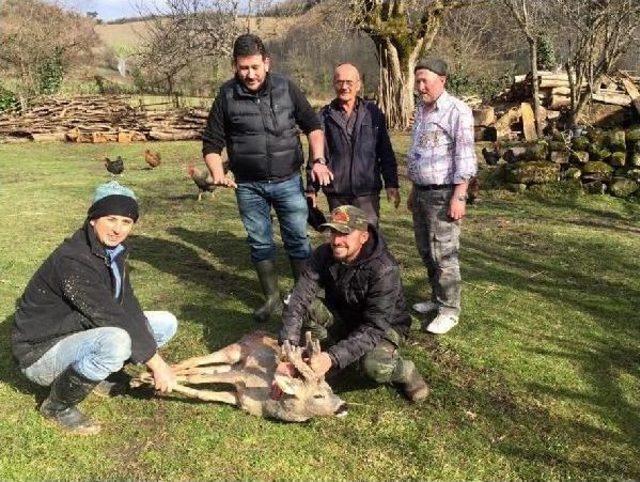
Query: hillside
[[96, 16, 297, 50]]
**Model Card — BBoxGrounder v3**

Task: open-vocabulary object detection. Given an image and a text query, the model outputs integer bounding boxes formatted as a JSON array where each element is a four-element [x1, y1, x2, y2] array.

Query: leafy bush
[[447, 69, 512, 101], [0, 86, 19, 112]]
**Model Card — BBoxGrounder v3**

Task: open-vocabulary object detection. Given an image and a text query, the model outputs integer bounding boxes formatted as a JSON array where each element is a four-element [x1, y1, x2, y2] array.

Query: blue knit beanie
[[87, 181, 139, 221]]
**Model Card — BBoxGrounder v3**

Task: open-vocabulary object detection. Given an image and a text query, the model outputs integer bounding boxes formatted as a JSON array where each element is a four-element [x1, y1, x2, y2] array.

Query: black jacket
[[202, 73, 321, 183], [11, 221, 157, 369], [308, 98, 398, 196], [279, 227, 411, 370]]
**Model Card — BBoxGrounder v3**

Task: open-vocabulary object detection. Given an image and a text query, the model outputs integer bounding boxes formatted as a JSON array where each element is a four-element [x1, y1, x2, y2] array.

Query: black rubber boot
[[289, 258, 307, 282], [93, 370, 131, 397], [40, 366, 102, 435], [253, 259, 282, 323]]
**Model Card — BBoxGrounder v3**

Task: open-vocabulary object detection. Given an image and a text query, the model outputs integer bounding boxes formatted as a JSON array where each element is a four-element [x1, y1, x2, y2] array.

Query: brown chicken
[[144, 149, 161, 169], [188, 162, 230, 201]]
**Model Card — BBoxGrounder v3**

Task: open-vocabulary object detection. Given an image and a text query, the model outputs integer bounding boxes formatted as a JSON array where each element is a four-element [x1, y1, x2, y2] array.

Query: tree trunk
[[529, 38, 544, 137], [375, 39, 416, 130]]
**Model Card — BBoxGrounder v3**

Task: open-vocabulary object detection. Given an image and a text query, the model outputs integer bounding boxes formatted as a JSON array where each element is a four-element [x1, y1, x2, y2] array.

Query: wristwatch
[[313, 157, 327, 165]]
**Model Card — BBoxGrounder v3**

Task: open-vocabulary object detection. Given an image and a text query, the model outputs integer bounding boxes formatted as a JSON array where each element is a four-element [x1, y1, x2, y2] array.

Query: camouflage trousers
[[411, 187, 462, 316], [303, 298, 418, 385]]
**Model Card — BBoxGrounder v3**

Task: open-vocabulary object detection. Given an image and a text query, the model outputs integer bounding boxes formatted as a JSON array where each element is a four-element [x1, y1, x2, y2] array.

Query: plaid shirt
[[407, 91, 477, 186]]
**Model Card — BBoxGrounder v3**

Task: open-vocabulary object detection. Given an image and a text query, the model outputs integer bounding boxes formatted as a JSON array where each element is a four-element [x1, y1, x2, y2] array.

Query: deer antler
[[281, 340, 318, 382], [304, 331, 322, 358]]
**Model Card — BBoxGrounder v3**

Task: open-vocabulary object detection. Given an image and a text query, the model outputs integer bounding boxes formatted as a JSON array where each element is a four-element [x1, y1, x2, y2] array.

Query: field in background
[[0, 136, 639, 479]]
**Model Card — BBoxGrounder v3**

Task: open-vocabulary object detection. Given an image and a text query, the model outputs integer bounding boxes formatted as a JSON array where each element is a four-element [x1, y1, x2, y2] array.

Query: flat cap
[[415, 57, 448, 76]]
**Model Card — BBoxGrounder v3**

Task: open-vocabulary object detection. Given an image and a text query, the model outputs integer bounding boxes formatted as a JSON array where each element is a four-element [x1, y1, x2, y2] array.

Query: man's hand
[[386, 187, 401, 209], [306, 192, 317, 208], [309, 352, 332, 378], [204, 153, 237, 189], [407, 187, 415, 213], [311, 162, 334, 187], [448, 198, 466, 220], [146, 353, 176, 393]]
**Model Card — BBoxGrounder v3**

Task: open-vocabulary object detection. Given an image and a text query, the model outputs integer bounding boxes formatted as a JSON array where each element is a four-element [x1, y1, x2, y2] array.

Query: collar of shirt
[[105, 244, 125, 262], [419, 90, 452, 116]]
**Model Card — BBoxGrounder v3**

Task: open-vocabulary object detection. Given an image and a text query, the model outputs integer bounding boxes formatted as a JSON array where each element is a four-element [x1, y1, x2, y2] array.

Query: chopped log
[[31, 132, 66, 142], [591, 92, 632, 107], [621, 77, 640, 116], [549, 94, 571, 110], [551, 87, 571, 96], [473, 106, 496, 126], [495, 106, 521, 139], [147, 129, 201, 141], [521, 102, 538, 141]]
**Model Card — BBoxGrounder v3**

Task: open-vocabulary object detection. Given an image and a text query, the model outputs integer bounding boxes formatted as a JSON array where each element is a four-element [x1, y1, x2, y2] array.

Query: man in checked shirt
[[406, 58, 477, 335]]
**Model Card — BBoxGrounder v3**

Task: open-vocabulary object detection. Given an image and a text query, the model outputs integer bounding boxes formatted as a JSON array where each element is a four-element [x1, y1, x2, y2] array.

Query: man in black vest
[[307, 63, 399, 227], [202, 34, 330, 323]]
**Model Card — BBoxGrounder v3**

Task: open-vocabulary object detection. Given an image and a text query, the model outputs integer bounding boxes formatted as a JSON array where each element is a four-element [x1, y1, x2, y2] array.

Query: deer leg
[[172, 384, 238, 404], [175, 371, 243, 386], [172, 343, 242, 371], [198, 191, 203, 201]]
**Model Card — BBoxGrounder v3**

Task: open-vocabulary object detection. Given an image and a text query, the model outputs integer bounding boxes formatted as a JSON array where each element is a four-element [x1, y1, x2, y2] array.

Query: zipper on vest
[[256, 96, 272, 178]]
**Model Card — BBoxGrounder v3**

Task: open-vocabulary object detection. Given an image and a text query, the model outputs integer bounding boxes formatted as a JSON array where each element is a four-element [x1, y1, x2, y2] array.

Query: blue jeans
[[22, 311, 178, 386], [235, 174, 311, 263]]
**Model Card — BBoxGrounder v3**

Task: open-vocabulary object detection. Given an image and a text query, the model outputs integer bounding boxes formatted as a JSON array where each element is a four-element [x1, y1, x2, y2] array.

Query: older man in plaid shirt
[[406, 58, 477, 335]]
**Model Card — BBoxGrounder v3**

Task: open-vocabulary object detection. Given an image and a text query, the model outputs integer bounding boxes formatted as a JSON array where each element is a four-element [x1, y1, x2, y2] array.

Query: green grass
[[0, 137, 639, 479]]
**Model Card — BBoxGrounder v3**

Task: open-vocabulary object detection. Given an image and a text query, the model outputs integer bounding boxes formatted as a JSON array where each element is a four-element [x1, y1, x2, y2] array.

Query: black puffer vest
[[221, 73, 303, 182]]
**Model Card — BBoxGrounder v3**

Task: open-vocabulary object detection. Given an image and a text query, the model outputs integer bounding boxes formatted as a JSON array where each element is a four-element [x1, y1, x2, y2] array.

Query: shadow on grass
[[412, 332, 640, 478], [0, 314, 49, 405]]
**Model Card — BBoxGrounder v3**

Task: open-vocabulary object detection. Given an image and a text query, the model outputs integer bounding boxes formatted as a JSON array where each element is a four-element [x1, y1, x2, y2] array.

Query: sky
[[53, 0, 257, 21]]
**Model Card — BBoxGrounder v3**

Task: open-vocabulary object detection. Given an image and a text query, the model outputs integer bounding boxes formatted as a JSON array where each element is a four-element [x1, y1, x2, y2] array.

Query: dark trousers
[[326, 193, 380, 227], [411, 187, 462, 316]]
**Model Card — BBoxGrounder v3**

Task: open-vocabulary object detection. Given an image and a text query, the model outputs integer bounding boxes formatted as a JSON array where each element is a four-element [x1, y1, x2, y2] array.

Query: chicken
[[144, 149, 161, 169], [188, 162, 230, 201], [481, 145, 501, 166], [104, 156, 124, 176]]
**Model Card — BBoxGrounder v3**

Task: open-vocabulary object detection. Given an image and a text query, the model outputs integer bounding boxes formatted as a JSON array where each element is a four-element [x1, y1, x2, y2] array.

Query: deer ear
[[273, 374, 304, 395]]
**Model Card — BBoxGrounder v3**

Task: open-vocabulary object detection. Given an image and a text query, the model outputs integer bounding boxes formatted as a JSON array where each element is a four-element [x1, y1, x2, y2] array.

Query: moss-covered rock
[[572, 136, 590, 151], [582, 161, 613, 183], [583, 181, 607, 194], [609, 152, 626, 167], [625, 168, 640, 183], [563, 167, 582, 180], [570, 151, 589, 165], [609, 177, 639, 198], [606, 129, 626, 152], [548, 140, 567, 152], [507, 161, 559, 184], [525, 141, 549, 161], [631, 152, 640, 168], [583, 161, 614, 175], [588, 144, 611, 162], [550, 151, 569, 164], [626, 127, 640, 143]]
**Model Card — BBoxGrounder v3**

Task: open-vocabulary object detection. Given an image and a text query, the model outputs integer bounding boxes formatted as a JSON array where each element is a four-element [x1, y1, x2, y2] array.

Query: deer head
[[265, 334, 347, 422]]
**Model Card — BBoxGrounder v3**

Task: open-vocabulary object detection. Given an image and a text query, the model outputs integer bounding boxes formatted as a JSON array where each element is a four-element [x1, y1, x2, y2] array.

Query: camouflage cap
[[320, 205, 369, 234]]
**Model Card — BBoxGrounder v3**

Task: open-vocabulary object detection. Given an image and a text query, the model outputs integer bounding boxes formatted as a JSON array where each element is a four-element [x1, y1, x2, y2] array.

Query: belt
[[413, 183, 453, 191]]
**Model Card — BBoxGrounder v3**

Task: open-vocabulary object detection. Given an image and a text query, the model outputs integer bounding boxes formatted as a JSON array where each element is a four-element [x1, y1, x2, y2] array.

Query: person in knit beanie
[[11, 181, 178, 435]]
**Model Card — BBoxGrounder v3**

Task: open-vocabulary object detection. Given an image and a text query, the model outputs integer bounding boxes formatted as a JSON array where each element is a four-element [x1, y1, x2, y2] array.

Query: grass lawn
[[0, 137, 638, 480]]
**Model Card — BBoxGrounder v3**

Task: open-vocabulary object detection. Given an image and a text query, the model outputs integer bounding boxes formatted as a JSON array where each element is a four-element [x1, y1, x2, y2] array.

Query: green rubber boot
[[253, 259, 282, 323]]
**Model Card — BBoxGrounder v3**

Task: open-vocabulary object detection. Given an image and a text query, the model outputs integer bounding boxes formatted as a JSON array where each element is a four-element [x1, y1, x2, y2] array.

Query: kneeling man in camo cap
[[278, 205, 429, 402], [12, 181, 178, 435]]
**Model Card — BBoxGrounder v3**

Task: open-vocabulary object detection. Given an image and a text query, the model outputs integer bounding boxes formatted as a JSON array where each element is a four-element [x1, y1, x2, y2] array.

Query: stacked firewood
[[0, 95, 209, 143], [473, 71, 640, 142]]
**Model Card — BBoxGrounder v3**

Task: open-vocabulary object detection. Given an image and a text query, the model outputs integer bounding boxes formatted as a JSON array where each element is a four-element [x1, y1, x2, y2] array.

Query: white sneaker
[[424, 314, 459, 334], [412, 300, 438, 313]]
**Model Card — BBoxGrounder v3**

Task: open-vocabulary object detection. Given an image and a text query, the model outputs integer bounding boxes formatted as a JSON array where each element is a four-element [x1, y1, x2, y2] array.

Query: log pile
[[474, 71, 640, 142], [0, 95, 209, 143], [480, 126, 640, 199]]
